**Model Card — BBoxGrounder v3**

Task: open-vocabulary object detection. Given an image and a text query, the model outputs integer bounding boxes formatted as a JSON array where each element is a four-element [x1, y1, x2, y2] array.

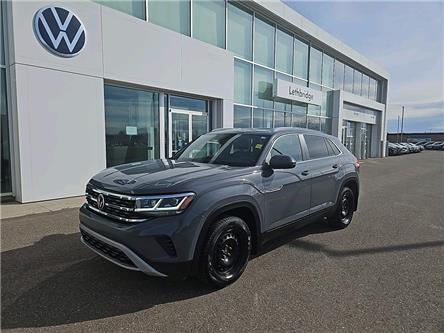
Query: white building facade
[[0, 0, 389, 203]]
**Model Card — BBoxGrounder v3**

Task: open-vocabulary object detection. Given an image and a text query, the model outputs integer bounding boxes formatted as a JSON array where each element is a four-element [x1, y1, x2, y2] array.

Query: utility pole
[[397, 115, 400, 143], [400, 106, 405, 143]]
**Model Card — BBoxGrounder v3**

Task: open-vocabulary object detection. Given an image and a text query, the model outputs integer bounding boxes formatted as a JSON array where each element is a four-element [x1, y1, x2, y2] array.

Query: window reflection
[[1, 69, 12, 193], [104, 85, 160, 167]]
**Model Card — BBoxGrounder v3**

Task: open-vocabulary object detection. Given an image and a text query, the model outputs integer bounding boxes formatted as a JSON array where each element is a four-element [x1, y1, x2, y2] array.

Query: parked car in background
[[424, 142, 436, 150], [394, 143, 409, 154], [388, 142, 424, 155], [388, 143, 402, 156], [430, 142, 444, 150]]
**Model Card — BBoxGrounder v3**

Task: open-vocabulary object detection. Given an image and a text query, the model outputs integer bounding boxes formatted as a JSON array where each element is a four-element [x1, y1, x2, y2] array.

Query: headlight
[[134, 192, 195, 216]]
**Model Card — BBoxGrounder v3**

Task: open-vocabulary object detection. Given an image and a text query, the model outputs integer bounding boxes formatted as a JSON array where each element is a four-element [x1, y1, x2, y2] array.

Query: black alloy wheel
[[199, 216, 251, 288], [329, 187, 355, 228]]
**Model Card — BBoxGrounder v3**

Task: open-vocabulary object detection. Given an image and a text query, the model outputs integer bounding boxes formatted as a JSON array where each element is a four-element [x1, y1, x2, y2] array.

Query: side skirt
[[256, 208, 334, 255]]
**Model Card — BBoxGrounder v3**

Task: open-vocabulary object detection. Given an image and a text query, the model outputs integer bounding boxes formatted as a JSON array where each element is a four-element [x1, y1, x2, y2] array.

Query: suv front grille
[[81, 229, 135, 268], [85, 185, 146, 223]]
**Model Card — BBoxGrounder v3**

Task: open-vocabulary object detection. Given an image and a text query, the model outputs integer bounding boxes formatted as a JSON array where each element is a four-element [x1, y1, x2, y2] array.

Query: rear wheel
[[199, 216, 251, 288], [329, 187, 355, 229]]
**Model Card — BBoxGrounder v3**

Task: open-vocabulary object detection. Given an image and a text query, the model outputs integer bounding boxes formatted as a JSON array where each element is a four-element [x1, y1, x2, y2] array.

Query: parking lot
[[1, 151, 443, 332]]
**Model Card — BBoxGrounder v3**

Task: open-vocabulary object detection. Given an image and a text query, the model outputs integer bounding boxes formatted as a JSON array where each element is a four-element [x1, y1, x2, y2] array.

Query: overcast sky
[[284, 0, 444, 133]]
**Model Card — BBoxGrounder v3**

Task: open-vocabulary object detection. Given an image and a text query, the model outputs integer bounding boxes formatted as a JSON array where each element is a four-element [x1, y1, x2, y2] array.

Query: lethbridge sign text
[[274, 79, 322, 106]]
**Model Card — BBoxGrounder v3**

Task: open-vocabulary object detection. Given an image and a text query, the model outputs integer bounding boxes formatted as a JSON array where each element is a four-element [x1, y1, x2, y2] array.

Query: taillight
[[354, 160, 360, 170]]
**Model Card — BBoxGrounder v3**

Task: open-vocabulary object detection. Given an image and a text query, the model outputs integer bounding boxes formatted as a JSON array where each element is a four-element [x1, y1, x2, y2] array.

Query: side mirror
[[269, 155, 296, 169]]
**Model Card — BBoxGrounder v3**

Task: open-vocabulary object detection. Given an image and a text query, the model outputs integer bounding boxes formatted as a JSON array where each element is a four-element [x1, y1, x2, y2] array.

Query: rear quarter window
[[326, 138, 341, 156]]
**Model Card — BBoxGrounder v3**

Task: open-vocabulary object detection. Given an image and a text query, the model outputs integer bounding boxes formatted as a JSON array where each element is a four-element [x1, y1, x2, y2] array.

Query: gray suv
[[79, 128, 360, 287]]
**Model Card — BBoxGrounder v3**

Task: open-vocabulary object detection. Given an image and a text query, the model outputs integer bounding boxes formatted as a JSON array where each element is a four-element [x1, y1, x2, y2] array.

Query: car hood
[[89, 159, 257, 195]]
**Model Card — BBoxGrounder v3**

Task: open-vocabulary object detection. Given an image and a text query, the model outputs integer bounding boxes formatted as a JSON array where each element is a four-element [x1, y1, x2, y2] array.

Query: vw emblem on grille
[[97, 194, 105, 210], [33, 6, 86, 57]]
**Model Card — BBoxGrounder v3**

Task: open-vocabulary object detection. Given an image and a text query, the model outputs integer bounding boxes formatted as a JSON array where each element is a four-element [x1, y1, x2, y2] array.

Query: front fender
[[186, 183, 263, 274]]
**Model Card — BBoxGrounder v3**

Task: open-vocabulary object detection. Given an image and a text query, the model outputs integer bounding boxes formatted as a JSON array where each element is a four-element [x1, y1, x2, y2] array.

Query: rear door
[[259, 134, 311, 231], [301, 135, 340, 214]]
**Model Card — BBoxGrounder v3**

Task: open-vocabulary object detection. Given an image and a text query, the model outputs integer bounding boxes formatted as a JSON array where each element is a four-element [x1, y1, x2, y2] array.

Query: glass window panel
[[292, 101, 306, 114], [234, 59, 252, 104], [308, 104, 321, 116], [274, 72, 292, 112], [309, 83, 322, 91], [234, 105, 251, 128], [370, 79, 379, 101], [293, 77, 307, 87], [191, 113, 208, 140], [294, 37, 308, 79], [309, 47, 322, 84], [292, 113, 306, 128], [334, 60, 344, 89], [344, 65, 354, 93], [254, 16, 275, 67], [253, 66, 273, 109], [307, 116, 321, 131], [368, 78, 376, 101], [193, 0, 225, 48], [320, 88, 331, 117], [0, 0, 4, 66], [149, 0, 190, 36], [268, 134, 303, 162], [320, 118, 332, 134], [253, 108, 263, 128], [1, 69, 12, 193], [322, 54, 334, 88], [253, 108, 272, 128], [227, 3, 253, 60], [274, 111, 285, 127], [95, 0, 145, 19], [305, 134, 329, 159], [263, 109, 273, 128], [276, 28, 293, 74], [104, 85, 160, 167], [170, 95, 207, 112], [361, 74, 370, 98], [284, 112, 292, 127], [353, 69, 362, 95]]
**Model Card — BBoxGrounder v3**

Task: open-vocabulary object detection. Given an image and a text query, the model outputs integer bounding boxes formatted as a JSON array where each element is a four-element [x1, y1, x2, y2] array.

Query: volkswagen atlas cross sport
[[79, 128, 360, 288]]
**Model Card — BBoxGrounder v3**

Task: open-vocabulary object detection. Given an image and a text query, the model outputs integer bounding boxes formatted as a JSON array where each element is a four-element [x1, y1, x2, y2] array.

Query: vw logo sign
[[97, 194, 105, 211], [33, 6, 86, 57]]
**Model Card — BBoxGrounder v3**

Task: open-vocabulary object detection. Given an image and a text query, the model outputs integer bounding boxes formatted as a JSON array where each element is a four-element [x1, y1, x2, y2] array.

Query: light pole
[[400, 106, 405, 142], [397, 115, 400, 143]]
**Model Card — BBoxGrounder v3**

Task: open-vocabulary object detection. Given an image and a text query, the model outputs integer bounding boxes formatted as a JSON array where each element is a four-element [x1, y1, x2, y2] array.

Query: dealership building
[[0, 0, 389, 202]]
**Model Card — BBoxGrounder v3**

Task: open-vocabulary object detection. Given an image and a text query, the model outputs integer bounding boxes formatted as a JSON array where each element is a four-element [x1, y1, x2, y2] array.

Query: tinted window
[[175, 133, 270, 167], [193, 0, 225, 48], [325, 138, 341, 156], [268, 134, 303, 162], [149, 1, 190, 36], [104, 85, 159, 167], [304, 135, 329, 159], [227, 3, 253, 60]]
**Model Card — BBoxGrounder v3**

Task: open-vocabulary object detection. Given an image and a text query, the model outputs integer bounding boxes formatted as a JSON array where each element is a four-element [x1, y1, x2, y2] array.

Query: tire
[[199, 216, 251, 288], [328, 186, 355, 229]]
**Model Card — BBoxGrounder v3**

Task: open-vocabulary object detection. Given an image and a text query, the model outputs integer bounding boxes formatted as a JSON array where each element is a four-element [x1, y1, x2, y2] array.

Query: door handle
[[332, 164, 339, 169], [301, 170, 310, 176]]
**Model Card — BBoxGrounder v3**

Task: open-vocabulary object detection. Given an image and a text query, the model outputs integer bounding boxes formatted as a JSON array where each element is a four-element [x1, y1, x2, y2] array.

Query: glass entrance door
[[169, 109, 208, 155]]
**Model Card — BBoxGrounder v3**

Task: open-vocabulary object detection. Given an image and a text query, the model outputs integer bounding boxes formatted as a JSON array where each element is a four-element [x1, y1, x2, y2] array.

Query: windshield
[[174, 133, 271, 167]]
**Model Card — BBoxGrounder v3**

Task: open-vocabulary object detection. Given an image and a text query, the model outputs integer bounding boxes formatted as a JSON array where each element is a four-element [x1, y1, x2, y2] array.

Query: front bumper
[[80, 223, 167, 277], [79, 204, 197, 278]]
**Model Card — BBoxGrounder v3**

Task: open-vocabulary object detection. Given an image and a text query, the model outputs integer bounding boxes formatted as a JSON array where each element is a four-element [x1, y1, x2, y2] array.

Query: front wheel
[[199, 216, 251, 288], [328, 187, 355, 229]]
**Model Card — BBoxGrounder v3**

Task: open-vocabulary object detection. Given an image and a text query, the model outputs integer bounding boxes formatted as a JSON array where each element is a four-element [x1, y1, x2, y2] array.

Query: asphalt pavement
[[1, 151, 443, 332]]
